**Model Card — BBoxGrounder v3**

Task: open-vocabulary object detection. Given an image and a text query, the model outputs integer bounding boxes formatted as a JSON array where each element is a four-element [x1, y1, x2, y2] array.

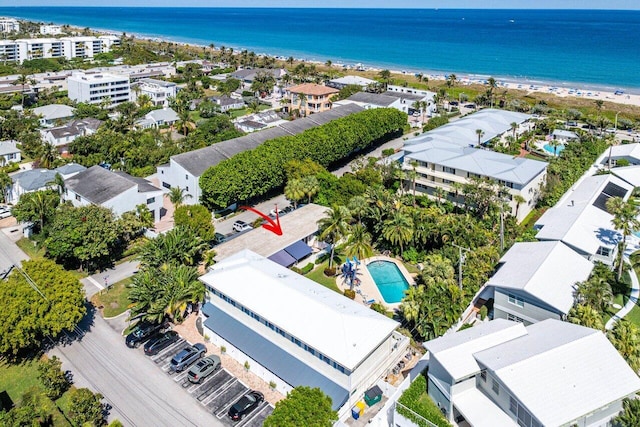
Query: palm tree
[[378, 69, 391, 90], [38, 143, 58, 169], [168, 186, 192, 207], [159, 264, 204, 321], [300, 175, 319, 203], [513, 194, 526, 218], [47, 172, 65, 198], [317, 205, 352, 268], [594, 99, 605, 135], [345, 224, 374, 261], [128, 269, 165, 321], [573, 277, 613, 312], [614, 398, 640, 426], [0, 171, 11, 203], [510, 122, 518, 141], [33, 190, 59, 231], [567, 304, 604, 331], [549, 139, 561, 156], [382, 211, 413, 255], [608, 320, 640, 373], [606, 197, 640, 280], [347, 195, 368, 224], [446, 73, 457, 87], [284, 179, 305, 208], [208, 43, 215, 61], [475, 128, 485, 146], [297, 93, 307, 117], [15, 73, 33, 107]]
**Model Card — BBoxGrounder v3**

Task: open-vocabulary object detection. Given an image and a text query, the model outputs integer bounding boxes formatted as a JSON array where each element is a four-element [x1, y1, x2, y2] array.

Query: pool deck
[[335, 255, 416, 311]]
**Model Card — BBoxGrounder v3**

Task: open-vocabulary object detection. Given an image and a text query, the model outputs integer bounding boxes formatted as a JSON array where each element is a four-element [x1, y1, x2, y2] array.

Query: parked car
[[213, 232, 227, 244], [126, 321, 167, 348], [269, 207, 283, 217], [228, 390, 264, 422], [187, 355, 221, 383], [170, 343, 206, 372], [143, 330, 179, 356], [232, 220, 252, 232]]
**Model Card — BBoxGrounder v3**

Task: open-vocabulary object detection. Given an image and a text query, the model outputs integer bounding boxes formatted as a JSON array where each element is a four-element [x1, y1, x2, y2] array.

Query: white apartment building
[[132, 78, 177, 107], [0, 36, 120, 63], [0, 18, 20, 34], [200, 250, 409, 420], [401, 109, 546, 222], [67, 71, 130, 107], [40, 25, 62, 35]]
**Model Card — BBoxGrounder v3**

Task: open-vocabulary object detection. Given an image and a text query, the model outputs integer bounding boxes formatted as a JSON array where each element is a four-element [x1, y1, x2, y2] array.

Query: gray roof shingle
[[65, 166, 137, 204]]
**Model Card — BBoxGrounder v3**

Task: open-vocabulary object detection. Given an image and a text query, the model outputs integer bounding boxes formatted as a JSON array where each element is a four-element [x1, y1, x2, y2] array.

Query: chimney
[[571, 200, 575, 207]]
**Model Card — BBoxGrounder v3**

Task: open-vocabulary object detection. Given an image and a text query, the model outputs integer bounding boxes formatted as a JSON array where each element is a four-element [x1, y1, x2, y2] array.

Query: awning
[[202, 303, 349, 411], [284, 240, 312, 261], [454, 388, 517, 427], [268, 250, 297, 268]]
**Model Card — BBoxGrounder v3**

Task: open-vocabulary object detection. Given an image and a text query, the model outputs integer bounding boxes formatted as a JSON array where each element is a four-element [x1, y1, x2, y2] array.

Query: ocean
[[1, 7, 639, 90]]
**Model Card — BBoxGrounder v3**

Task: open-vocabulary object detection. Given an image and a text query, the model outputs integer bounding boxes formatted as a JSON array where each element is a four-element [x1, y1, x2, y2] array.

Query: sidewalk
[[606, 255, 640, 330]]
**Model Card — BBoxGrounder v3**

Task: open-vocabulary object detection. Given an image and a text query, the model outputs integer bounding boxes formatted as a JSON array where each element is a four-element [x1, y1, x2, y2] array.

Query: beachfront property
[[40, 118, 103, 153], [134, 107, 179, 129], [67, 71, 131, 108], [32, 104, 76, 127], [231, 67, 287, 94], [534, 174, 633, 265], [131, 78, 177, 108], [39, 25, 63, 35], [64, 165, 164, 222], [418, 318, 640, 427], [157, 104, 363, 204], [482, 241, 594, 325], [600, 142, 640, 168], [327, 75, 377, 90], [550, 129, 579, 142], [336, 89, 437, 118], [8, 164, 86, 203], [399, 110, 546, 222], [199, 249, 409, 419], [284, 83, 339, 116], [0, 36, 120, 63], [0, 18, 20, 33], [0, 140, 21, 165]]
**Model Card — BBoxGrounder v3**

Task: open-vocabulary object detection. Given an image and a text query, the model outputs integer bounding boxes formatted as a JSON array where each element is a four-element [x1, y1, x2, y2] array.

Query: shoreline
[[6, 15, 640, 107]]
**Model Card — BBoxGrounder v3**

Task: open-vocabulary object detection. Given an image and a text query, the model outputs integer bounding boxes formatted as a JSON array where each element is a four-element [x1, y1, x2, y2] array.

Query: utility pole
[[452, 243, 471, 290]]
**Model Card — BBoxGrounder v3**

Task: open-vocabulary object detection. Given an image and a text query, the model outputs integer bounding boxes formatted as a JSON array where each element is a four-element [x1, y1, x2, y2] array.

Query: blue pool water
[[543, 143, 565, 156], [366, 261, 409, 304]]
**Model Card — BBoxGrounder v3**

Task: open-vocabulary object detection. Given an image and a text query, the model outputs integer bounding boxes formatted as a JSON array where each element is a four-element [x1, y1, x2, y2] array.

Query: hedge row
[[199, 108, 406, 209], [397, 374, 451, 427]]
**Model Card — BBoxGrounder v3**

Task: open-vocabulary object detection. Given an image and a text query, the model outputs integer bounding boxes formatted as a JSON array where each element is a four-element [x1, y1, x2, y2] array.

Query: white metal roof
[[606, 143, 640, 164], [199, 249, 399, 370], [329, 75, 376, 86], [487, 241, 594, 314], [424, 319, 527, 381], [612, 165, 640, 188], [32, 104, 75, 121], [454, 388, 517, 427], [535, 174, 632, 254], [475, 319, 640, 426]]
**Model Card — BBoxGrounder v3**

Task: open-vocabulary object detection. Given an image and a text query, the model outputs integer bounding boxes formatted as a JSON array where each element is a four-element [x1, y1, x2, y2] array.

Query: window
[[508, 313, 525, 323], [509, 397, 517, 415], [492, 379, 499, 395], [146, 197, 155, 204], [185, 174, 188, 180], [75, 194, 81, 201], [480, 370, 487, 382], [508, 294, 524, 308], [596, 246, 611, 257], [443, 167, 456, 174]]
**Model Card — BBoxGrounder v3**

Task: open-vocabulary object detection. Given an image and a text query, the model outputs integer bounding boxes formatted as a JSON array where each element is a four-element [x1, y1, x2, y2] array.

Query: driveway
[[50, 306, 225, 427]]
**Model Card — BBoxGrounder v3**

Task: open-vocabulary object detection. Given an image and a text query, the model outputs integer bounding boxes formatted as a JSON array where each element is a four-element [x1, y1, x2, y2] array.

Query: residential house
[[551, 129, 579, 142], [400, 109, 543, 222], [41, 118, 103, 153], [157, 104, 363, 204], [327, 75, 377, 90], [32, 104, 75, 127], [39, 25, 62, 35], [234, 110, 285, 133], [484, 241, 594, 325], [231, 68, 287, 89], [132, 78, 177, 108], [534, 174, 633, 265], [419, 319, 640, 427], [336, 90, 436, 117], [601, 142, 640, 168], [8, 164, 86, 203], [0, 140, 21, 165], [135, 107, 179, 129], [64, 165, 164, 222], [67, 72, 130, 108], [284, 83, 339, 116], [200, 249, 409, 420], [209, 95, 245, 113]]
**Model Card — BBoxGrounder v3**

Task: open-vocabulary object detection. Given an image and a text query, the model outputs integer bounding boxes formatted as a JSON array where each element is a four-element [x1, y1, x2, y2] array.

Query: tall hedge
[[199, 108, 406, 209]]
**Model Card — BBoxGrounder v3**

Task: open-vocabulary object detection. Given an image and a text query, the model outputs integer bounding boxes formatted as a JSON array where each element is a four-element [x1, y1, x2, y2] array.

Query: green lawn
[[306, 261, 341, 293], [16, 237, 45, 259], [0, 357, 42, 403], [228, 105, 270, 118], [91, 277, 133, 318]]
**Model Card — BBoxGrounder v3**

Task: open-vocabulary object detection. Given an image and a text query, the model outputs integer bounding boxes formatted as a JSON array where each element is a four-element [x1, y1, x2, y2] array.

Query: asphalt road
[[50, 306, 224, 427], [0, 227, 29, 275]]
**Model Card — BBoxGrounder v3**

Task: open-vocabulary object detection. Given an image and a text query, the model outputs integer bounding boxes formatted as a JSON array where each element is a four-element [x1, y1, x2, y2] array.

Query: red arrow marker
[[239, 205, 283, 236]]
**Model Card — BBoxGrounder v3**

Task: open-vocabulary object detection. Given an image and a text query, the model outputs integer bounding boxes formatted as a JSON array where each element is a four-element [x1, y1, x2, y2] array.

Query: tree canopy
[[173, 204, 215, 242], [0, 259, 85, 355], [263, 386, 337, 427]]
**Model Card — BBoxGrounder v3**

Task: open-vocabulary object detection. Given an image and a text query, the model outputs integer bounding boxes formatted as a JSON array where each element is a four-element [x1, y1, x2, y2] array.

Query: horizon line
[[1, 6, 640, 10]]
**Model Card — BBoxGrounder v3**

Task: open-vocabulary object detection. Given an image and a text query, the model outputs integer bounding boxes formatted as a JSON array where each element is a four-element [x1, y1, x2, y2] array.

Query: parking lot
[[138, 335, 273, 427]]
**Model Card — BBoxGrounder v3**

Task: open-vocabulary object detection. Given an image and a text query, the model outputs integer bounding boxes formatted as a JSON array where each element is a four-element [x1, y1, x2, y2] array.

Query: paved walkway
[[606, 250, 640, 330]]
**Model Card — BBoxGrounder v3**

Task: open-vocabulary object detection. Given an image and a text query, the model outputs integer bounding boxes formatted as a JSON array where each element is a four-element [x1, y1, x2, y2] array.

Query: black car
[[125, 321, 166, 348], [228, 390, 264, 422], [143, 330, 179, 356]]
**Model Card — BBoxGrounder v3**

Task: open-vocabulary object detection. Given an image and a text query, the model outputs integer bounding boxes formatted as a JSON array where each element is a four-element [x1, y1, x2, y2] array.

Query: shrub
[[397, 375, 450, 427], [479, 306, 488, 320], [37, 356, 70, 400], [315, 252, 330, 264], [244, 361, 250, 371], [370, 302, 388, 315], [220, 345, 226, 353], [269, 381, 277, 390], [324, 267, 336, 277], [290, 266, 302, 274], [301, 263, 314, 274], [343, 289, 356, 300]]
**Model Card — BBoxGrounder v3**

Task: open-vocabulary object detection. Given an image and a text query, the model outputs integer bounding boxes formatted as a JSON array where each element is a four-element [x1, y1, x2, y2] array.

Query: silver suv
[[187, 355, 221, 383], [170, 343, 206, 372], [232, 220, 252, 232]]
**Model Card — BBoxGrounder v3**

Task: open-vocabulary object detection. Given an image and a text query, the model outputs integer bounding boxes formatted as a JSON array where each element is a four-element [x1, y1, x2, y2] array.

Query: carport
[[452, 388, 516, 427], [268, 240, 313, 267]]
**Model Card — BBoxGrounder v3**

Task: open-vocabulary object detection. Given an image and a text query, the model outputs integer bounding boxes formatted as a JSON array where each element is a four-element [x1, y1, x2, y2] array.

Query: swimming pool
[[366, 260, 410, 304], [543, 143, 565, 156]]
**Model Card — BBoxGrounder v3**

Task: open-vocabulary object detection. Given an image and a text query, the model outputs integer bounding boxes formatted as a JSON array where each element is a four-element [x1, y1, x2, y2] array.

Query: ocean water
[[1, 7, 639, 89]]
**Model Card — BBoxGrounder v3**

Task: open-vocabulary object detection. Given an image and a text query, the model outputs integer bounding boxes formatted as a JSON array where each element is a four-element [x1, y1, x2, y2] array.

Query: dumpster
[[364, 385, 383, 407], [351, 401, 366, 419]]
